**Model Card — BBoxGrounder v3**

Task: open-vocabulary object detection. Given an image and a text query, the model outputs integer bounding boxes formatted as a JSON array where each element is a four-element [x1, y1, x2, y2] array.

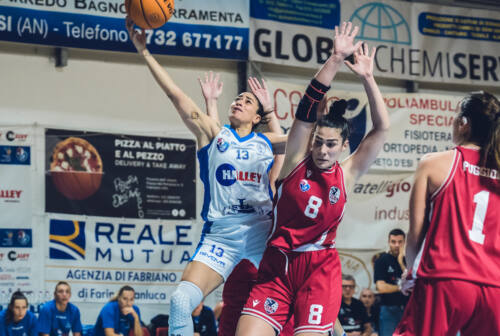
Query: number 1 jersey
[[267, 155, 347, 252], [413, 146, 500, 286]]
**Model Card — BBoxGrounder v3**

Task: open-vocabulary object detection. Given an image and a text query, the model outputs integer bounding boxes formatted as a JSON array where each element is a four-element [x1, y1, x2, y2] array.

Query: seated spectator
[[0, 291, 37, 336], [359, 288, 380, 335], [94, 286, 142, 336], [192, 302, 216, 336], [38, 281, 82, 336], [338, 275, 372, 336]]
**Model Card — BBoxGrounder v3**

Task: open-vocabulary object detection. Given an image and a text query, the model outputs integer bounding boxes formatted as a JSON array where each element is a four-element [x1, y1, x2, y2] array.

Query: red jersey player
[[235, 22, 390, 336], [395, 92, 500, 336]]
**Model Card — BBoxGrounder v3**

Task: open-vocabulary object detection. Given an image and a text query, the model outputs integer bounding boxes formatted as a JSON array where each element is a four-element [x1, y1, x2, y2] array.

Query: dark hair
[[389, 228, 406, 238], [6, 291, 28, 324], [342, 274, 356, 282], [250, 92, 271, 131], [54, 281, 70, 294], [110, 285, 135, 302], [316, 99, 351, 141], [460, 91, 500, 171]]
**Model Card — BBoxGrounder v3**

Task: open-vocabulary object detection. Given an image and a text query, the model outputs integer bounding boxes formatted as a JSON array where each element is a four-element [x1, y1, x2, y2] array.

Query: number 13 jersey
[[413, 146, 500, 286], [267, 155, 347, 252]]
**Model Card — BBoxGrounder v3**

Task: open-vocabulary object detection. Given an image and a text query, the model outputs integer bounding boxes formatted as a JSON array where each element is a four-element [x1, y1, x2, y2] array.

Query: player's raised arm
[[279, 22, 362, 180], [341, 43, 390, 187], [198, 71, 223, 126], [248, 77, 286, 194], [126, 17, 219, 148]]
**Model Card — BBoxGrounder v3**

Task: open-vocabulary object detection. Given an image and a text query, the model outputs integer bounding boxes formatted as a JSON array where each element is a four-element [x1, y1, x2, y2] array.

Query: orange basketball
[[125, 0, 174, 29]]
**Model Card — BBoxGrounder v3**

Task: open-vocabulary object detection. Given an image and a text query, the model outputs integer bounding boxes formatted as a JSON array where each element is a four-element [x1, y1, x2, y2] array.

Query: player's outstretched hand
[[126, 16, 147, 53], [248, 77, 273, 113], [345, 42, 376, 79], [332, 21, 362, 60], [198, 71, 223, 101]]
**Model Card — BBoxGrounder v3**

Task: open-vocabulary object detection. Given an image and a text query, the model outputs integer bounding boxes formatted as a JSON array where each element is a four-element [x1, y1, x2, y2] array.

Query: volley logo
[[49, 219, 86, 260], [215, 163, 263, 186]]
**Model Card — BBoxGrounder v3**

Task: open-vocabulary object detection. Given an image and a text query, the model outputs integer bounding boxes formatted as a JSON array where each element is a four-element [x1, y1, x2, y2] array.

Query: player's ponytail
[[461, 91, 500, 171], [317, 99, 351, 142]]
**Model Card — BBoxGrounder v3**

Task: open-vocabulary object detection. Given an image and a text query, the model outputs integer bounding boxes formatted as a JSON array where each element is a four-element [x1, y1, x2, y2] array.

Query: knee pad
[[169, 281, 203, 335]]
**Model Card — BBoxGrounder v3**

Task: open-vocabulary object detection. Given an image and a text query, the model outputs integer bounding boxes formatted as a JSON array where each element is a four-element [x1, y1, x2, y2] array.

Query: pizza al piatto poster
[[45, 129, 196, 220]]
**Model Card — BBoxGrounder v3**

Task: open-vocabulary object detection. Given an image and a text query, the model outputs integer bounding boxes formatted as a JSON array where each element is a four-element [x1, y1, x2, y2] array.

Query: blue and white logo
[[215, 163, 237, 186], [264, 298, 279, 314], [216, 137, 229, 153], [299, 179, 310, 192], [17, 230, 30, 246], [16, 147, 29, 162], [49, 219, 86, 260], [329, 186, 341, 204]]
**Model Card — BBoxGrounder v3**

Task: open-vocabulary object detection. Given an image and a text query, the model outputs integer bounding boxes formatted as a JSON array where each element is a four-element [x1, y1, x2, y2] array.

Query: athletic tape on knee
[[295, 78, 330, 123], [169, 281, 203, 336]]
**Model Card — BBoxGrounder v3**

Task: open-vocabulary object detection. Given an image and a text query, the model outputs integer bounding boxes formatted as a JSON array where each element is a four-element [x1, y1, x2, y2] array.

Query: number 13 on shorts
[[308, 304, 323, 324]]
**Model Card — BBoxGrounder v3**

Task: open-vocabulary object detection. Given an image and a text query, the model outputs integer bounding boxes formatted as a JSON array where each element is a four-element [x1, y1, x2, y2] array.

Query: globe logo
[[349, 2, 411, 45]]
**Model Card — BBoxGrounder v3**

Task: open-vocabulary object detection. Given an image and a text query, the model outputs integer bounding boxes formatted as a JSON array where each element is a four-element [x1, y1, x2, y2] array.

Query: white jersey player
[[127, 18, 286, 336]]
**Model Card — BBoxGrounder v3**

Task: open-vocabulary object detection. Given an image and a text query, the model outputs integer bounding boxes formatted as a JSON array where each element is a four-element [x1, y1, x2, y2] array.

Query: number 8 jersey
[[412, 146, 500, 286], [267, 155, 347, 252]]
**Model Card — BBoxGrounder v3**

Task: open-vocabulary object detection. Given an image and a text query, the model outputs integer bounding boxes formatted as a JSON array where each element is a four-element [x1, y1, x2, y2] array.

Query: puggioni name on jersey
[[215, 163, 263, 186]]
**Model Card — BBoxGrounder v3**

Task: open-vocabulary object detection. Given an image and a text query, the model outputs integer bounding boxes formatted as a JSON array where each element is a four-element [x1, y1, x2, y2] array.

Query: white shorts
[[191, 217, 271, 280]]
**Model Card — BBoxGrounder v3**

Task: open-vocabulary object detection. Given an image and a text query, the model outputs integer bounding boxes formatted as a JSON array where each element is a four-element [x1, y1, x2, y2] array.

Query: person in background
[[94, 286, 142, 336], [38, 281, 82, 336], [0, 291, 37, 336], [359, 288, 379, 335], [338, 275, 371, 336], [192, 302, 217, 336], [373, 229, 407, 336]]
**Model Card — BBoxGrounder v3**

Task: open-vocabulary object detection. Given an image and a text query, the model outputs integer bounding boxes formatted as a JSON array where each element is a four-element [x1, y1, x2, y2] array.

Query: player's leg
[[218, 259, 258, 336], [293, 249, 342, 336], [237, 247, 293, 336], [169, 233, 240, 336]]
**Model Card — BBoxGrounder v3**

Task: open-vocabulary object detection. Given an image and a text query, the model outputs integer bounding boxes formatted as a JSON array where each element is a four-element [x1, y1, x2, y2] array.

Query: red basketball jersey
[[267, 156, 347, 251], [414, 146, 500, 286]]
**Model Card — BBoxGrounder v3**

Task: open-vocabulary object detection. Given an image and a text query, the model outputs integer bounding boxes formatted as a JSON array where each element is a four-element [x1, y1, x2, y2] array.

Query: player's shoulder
[[418, 149, 455, 169]]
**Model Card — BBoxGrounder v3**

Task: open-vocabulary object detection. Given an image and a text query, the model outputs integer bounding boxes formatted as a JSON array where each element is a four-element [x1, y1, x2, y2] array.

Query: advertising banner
[[45, 129, 196, 220], [337, 172, 414, 249], [0, 126, 39, 297], [44, 214, 198, 303], [266, 79, 458, 172], [0, 0, 249, 59], [250, 0, 500, 86]]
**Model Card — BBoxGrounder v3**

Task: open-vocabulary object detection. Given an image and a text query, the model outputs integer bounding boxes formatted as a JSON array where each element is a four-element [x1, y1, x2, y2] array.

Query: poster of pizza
[[45, 129, 196, 220]]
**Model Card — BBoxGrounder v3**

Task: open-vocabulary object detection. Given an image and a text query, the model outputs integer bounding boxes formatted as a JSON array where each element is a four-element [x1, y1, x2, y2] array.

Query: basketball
[[125, 0, 174, 29]]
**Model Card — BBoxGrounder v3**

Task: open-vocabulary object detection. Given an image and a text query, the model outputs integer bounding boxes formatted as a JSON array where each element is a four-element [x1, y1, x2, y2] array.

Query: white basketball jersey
[[198, 126, 274, 223]]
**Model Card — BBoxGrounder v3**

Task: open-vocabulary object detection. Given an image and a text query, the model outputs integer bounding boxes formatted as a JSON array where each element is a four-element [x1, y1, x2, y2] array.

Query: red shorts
[[242, 246, 342, 334], [218, 259, 258, 336], [394, 278, 500, 336]]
